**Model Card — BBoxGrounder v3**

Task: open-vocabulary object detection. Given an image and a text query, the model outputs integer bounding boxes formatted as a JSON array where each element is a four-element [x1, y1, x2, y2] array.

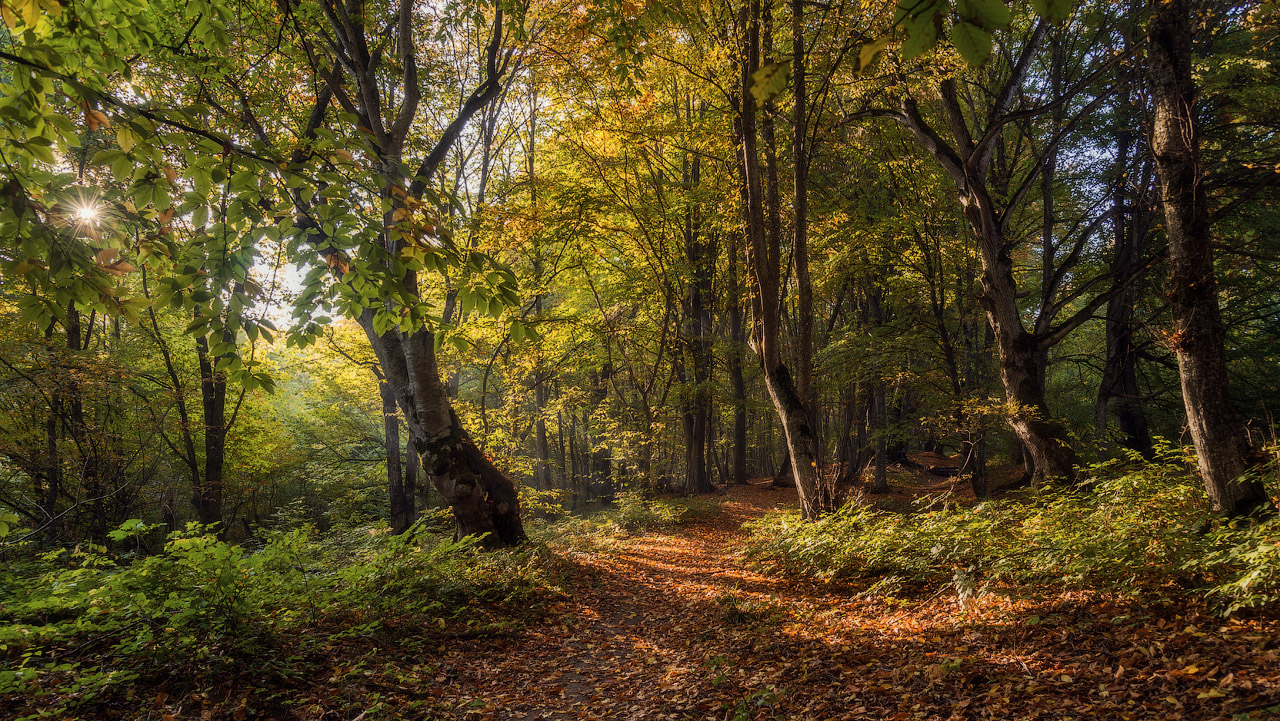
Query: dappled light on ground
[[411, 481, 1280, 720]]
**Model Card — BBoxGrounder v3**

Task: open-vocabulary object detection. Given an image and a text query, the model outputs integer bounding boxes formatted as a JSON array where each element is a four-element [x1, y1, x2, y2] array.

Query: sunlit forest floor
[[211, 478, 1275, 721], [34, 476, 1280, 721], [402, 480, 1279, 721]]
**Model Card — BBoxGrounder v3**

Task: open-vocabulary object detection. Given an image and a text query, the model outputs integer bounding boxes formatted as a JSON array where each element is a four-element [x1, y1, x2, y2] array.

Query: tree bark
[[727, 229, 749, 486], [742, 0, 823, 517], [382, 380, 413, 534], [1148, 0, 1270, 516], [792, 0, 814, 417], [889, 26, 1091, 487], [364, 318, 526, 545], [193, 332, 227, 530], [1097, 129, 1154, 459]]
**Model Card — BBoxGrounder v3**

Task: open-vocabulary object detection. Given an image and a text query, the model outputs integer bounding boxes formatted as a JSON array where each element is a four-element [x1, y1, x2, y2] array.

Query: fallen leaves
[[18, 480, 1280, 720]]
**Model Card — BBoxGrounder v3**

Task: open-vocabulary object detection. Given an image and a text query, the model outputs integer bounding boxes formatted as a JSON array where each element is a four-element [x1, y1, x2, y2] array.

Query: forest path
[[421, 480, 1280, 721]]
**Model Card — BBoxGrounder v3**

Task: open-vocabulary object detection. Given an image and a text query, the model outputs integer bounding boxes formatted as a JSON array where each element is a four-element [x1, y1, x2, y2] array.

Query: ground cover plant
[[0, 520, 559, 720], [744, 446, 1280, 614]]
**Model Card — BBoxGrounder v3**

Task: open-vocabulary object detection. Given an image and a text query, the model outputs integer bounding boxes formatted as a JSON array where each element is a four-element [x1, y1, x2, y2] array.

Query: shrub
[[742, 444, 1280, 613], [0, 518, 556, 719]]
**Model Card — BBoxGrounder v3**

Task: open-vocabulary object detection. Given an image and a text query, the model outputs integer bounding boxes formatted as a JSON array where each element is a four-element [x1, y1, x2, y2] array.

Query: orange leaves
[[325, 252, 350, 275], [78, 97, 110, 131], [94, 247, 136, 275], [48, 482, 1280, 721]]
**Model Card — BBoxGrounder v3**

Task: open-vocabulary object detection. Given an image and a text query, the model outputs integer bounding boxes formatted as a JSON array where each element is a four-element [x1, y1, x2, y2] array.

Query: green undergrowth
[[743, 445, 1280, 615], [543, 490, 722, 552], [0, 519, 561, 720]]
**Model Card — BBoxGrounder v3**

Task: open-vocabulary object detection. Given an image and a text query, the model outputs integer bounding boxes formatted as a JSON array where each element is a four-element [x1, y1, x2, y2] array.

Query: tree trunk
[[893, 33, 1083, 486], [742, 0, 822, 517], [1097, 129, 1154, 460], [870, 381, 889, 493], [363, 319, 526, 546], [193, 332, 227, 530], [1148, 0, 1270, 516], [406, 432, 420, 513], [534, 376, 552, 491], [728, 231, 749, 486], [792, 0, 814, 419], [683, 137, 715, 495], [383, 380, 413, 534]]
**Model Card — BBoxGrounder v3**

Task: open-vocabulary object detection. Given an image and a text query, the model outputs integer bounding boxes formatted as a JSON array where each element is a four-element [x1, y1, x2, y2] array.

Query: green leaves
[[952, 0, 1009, 64], [890, 0, 1042, 67], [0, 512, 19, 538], [898, 0, 942, 61], [957, 0, 1011, 29], [951, 21, 994, 66], [1029, 0, 1074, 21]]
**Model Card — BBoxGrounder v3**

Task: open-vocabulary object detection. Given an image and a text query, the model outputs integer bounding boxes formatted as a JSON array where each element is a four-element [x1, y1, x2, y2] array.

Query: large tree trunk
[[364, 319, 526, 546], [892, 28, 1084, 487], [742, 0, 822, 517], [1148, 0, 1270, 516]]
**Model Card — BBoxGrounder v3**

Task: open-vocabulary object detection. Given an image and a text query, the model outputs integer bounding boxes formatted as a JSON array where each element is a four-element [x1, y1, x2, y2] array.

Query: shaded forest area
[[3, 0, 1280, 717]]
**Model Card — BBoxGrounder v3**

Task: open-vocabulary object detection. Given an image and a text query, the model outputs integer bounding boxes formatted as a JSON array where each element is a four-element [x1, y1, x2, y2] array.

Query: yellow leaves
[[116, 126, 136, 152], [391, 207, 410, 222], [1, 0, 60, 29], [1196, 688, 1226, 699], [855, 37, 891, 76]]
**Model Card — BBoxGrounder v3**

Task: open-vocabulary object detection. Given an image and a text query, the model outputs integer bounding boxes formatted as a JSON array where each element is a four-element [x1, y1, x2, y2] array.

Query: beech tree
[[1147, 0, 1271, 515]]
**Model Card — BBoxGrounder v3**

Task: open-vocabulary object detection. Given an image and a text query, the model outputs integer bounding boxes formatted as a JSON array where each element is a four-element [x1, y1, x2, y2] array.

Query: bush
[[612, 491, 720, 531], [0, 518, 556, 719], [743, 444, 1280, 613]]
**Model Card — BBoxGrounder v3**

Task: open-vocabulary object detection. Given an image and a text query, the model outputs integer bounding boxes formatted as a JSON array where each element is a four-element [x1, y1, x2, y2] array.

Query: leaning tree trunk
[[364, 317, 525, 546], [950, 178, 1077, 485], [742, 0, 822, 517], [1148, 0, 1270, 516]]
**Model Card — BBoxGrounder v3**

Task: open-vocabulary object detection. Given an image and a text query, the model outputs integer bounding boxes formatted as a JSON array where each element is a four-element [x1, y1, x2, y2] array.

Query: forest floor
[[126, 475, 1280, 721], [394, 477, 1280, 721]]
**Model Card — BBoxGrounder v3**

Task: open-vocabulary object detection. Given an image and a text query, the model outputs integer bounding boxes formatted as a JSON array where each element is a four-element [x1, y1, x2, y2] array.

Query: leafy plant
[[744, 445, 1280, 614]]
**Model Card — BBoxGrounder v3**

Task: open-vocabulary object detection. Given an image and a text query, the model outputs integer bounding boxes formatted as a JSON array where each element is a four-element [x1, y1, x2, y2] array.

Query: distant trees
[[1, 0, 1277, 545]]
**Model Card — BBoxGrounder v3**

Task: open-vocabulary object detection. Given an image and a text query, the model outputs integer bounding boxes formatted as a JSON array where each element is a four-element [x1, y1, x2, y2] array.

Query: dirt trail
[[421, 480, 1280, 721]]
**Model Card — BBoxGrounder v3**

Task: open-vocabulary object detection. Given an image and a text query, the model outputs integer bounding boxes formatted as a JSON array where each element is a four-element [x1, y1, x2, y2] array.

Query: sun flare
[[72, 204, 99, 223]]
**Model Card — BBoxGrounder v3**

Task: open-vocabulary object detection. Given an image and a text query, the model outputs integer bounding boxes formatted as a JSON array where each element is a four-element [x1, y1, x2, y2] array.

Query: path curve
[[422, 481, 1280, 721]]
